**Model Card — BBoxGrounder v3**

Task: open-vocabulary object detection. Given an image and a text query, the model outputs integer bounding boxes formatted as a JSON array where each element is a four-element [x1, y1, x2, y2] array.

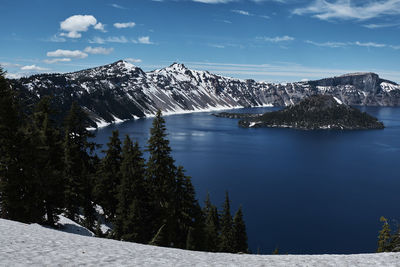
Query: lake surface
[[93, 107, 400, 254]]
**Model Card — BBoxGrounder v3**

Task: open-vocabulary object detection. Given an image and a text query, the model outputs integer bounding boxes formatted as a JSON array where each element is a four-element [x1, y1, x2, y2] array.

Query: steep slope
[[1, 218, 399, 266], [8, 60, 400, 128]]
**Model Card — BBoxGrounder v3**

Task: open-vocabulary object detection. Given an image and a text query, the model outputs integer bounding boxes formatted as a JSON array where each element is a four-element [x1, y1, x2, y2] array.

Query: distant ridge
[[8, 60, 400, 128]]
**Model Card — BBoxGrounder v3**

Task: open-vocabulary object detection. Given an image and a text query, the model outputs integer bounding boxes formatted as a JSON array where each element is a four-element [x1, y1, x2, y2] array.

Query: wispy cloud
[[89, 36, 129, 44], [306, 39, 395, 49], [363, 22, 400, 29], [84, 46, 114, 55], [209, 44, 225, 48], [293, 0, 400, 21], [125, 58, 142, 63], [20, 65, 49, 71], [110, 3, 127, 9], [257, 35, 294, 42], [114, 22, 136, 29], [47, 49, 88, 59], [136, 36, 154, 44], [193, 0, 236, 3], [232, 9, 253, 16], [43, 58, 71, 64]]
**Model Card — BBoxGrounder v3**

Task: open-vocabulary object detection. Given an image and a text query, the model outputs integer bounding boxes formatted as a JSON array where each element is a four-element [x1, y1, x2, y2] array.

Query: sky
[[1, 0, 400, 82]]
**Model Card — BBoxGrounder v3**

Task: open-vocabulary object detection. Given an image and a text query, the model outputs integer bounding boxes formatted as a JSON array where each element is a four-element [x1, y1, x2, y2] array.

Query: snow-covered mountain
[[1, 218, 398, 266], [9, 60, 400, 128]]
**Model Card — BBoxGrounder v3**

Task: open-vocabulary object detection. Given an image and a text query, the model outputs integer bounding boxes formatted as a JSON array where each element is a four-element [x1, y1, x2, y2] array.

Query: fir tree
[[31, 96, 65, 225], [203, 193, 220, 252], [377, 216, 392, 252], [0, 67, 38, 223], [219, 191, 234, 253], [63, 102, 97, 226], [114, 136, 151, 243], [146, 110, 177, 246], [232, 206, 248, 253], [95, 130, 122, 219], [390, 224, 400, 252]]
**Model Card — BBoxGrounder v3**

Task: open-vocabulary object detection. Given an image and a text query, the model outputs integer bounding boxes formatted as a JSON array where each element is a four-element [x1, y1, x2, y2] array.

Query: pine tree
[[146, 110, 177, 246], [390, 225, 400, 252], [377, 216, 392, 252], [114, 136, 151, 243], [63, 102, 97, 226], [31, 96, 65, 226], [219, 191, 234, 253], [174, 166, 205, 250], [0, 67, 38, 223], [232, 206, 248, 253], [95, 130, 122, 219], [203, 193, 220, 252]]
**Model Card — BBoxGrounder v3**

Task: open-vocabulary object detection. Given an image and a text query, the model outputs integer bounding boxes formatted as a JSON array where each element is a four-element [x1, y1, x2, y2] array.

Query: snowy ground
[[1, 219, 399, 266]]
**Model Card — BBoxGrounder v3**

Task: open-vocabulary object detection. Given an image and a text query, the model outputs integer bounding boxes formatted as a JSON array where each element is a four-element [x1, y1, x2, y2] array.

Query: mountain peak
[[167, 62, 188, 71], [112, 60, 137, 70]]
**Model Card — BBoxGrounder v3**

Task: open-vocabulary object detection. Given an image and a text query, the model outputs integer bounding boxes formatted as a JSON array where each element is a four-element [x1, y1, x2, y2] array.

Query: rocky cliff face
[[9, 60, 400, 128]]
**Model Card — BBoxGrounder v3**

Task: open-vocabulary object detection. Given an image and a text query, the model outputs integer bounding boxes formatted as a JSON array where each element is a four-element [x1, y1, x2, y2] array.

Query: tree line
[[0, 67, 248, 253]]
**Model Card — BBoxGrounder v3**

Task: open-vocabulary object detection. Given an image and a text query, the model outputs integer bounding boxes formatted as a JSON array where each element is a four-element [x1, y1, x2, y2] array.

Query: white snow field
[[1, 218, 399, 267]]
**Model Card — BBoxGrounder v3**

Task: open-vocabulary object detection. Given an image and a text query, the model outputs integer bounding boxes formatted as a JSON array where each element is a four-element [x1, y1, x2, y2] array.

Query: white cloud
[[47, 49, 88, 59], [293, 0, 400, 21], [125, 58, 142, 63], [354, 41, 386, 48], [209, 44, 225, 48], [232, 9, 253, 16], [94, 22, 106, 32], [48, 34, 66, 42], [89, 36, 129, 44], [114, 22, 136, 28], [84, 46, 114, 55], [20, 65, 49, 71], [363, 22, 400, 29], [258, 35, 294, 42], [0, 62, 21, 68], [305, 40, 347, 48], [43, 58, 71, 64], [110, 3, 127, 9], [60, 15, 104, 38], [137, 36, 154, 44]]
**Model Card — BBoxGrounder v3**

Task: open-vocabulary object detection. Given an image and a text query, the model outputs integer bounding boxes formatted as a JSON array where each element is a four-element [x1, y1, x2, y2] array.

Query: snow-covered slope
[[1, 218, 399, 266], [9, 61, 400, 128]]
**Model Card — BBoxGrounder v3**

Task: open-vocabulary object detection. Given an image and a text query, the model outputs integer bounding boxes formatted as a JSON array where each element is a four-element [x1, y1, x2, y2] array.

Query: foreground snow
[[1, 219, 399, 266]]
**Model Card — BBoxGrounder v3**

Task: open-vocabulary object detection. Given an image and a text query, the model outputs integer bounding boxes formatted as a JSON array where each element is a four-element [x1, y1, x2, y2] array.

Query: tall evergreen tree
[[63, 102, 97, 227], [146, 110, 177, 247], [203, 193, 220, 252], [31, 96, 65, 225], [95, 130, 122, 219], [232, 206, 248, 253], [219, 191, 234, 253], [114, 136, 151, 243], [377, 216, 392, 252], [0, 67, 38, 223]]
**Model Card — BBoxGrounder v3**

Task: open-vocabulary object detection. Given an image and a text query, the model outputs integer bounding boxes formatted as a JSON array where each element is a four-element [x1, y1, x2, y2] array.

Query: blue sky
[[1, 0, 400, 82]]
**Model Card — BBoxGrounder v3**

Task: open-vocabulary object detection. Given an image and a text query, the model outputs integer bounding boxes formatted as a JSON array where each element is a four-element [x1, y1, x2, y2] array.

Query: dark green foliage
[[203, 193, 220, 252], [30, 96, 65, 225], [63, 102, 97, 226], [95, 130, 122, 219], [0, 67, 42, 223], [377, 216, 392, 252], [114, 136, 151, 243], [390, 225, 400, 252], [273, 246, 279, 255], [219, 191, 234, 253], [146, 110, 177, 246], [232, 206, 248, 253]]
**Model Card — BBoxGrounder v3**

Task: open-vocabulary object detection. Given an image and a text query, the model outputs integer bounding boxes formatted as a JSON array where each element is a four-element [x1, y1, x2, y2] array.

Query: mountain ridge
[[8, 60, 400, 128]]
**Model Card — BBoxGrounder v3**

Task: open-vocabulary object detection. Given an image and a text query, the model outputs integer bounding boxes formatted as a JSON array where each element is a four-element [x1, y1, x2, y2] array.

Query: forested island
[[215, 95, 384, 130]]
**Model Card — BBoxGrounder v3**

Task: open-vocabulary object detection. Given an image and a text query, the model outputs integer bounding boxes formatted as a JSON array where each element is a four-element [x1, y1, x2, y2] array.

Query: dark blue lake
[[93, 107, 400, 254]]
